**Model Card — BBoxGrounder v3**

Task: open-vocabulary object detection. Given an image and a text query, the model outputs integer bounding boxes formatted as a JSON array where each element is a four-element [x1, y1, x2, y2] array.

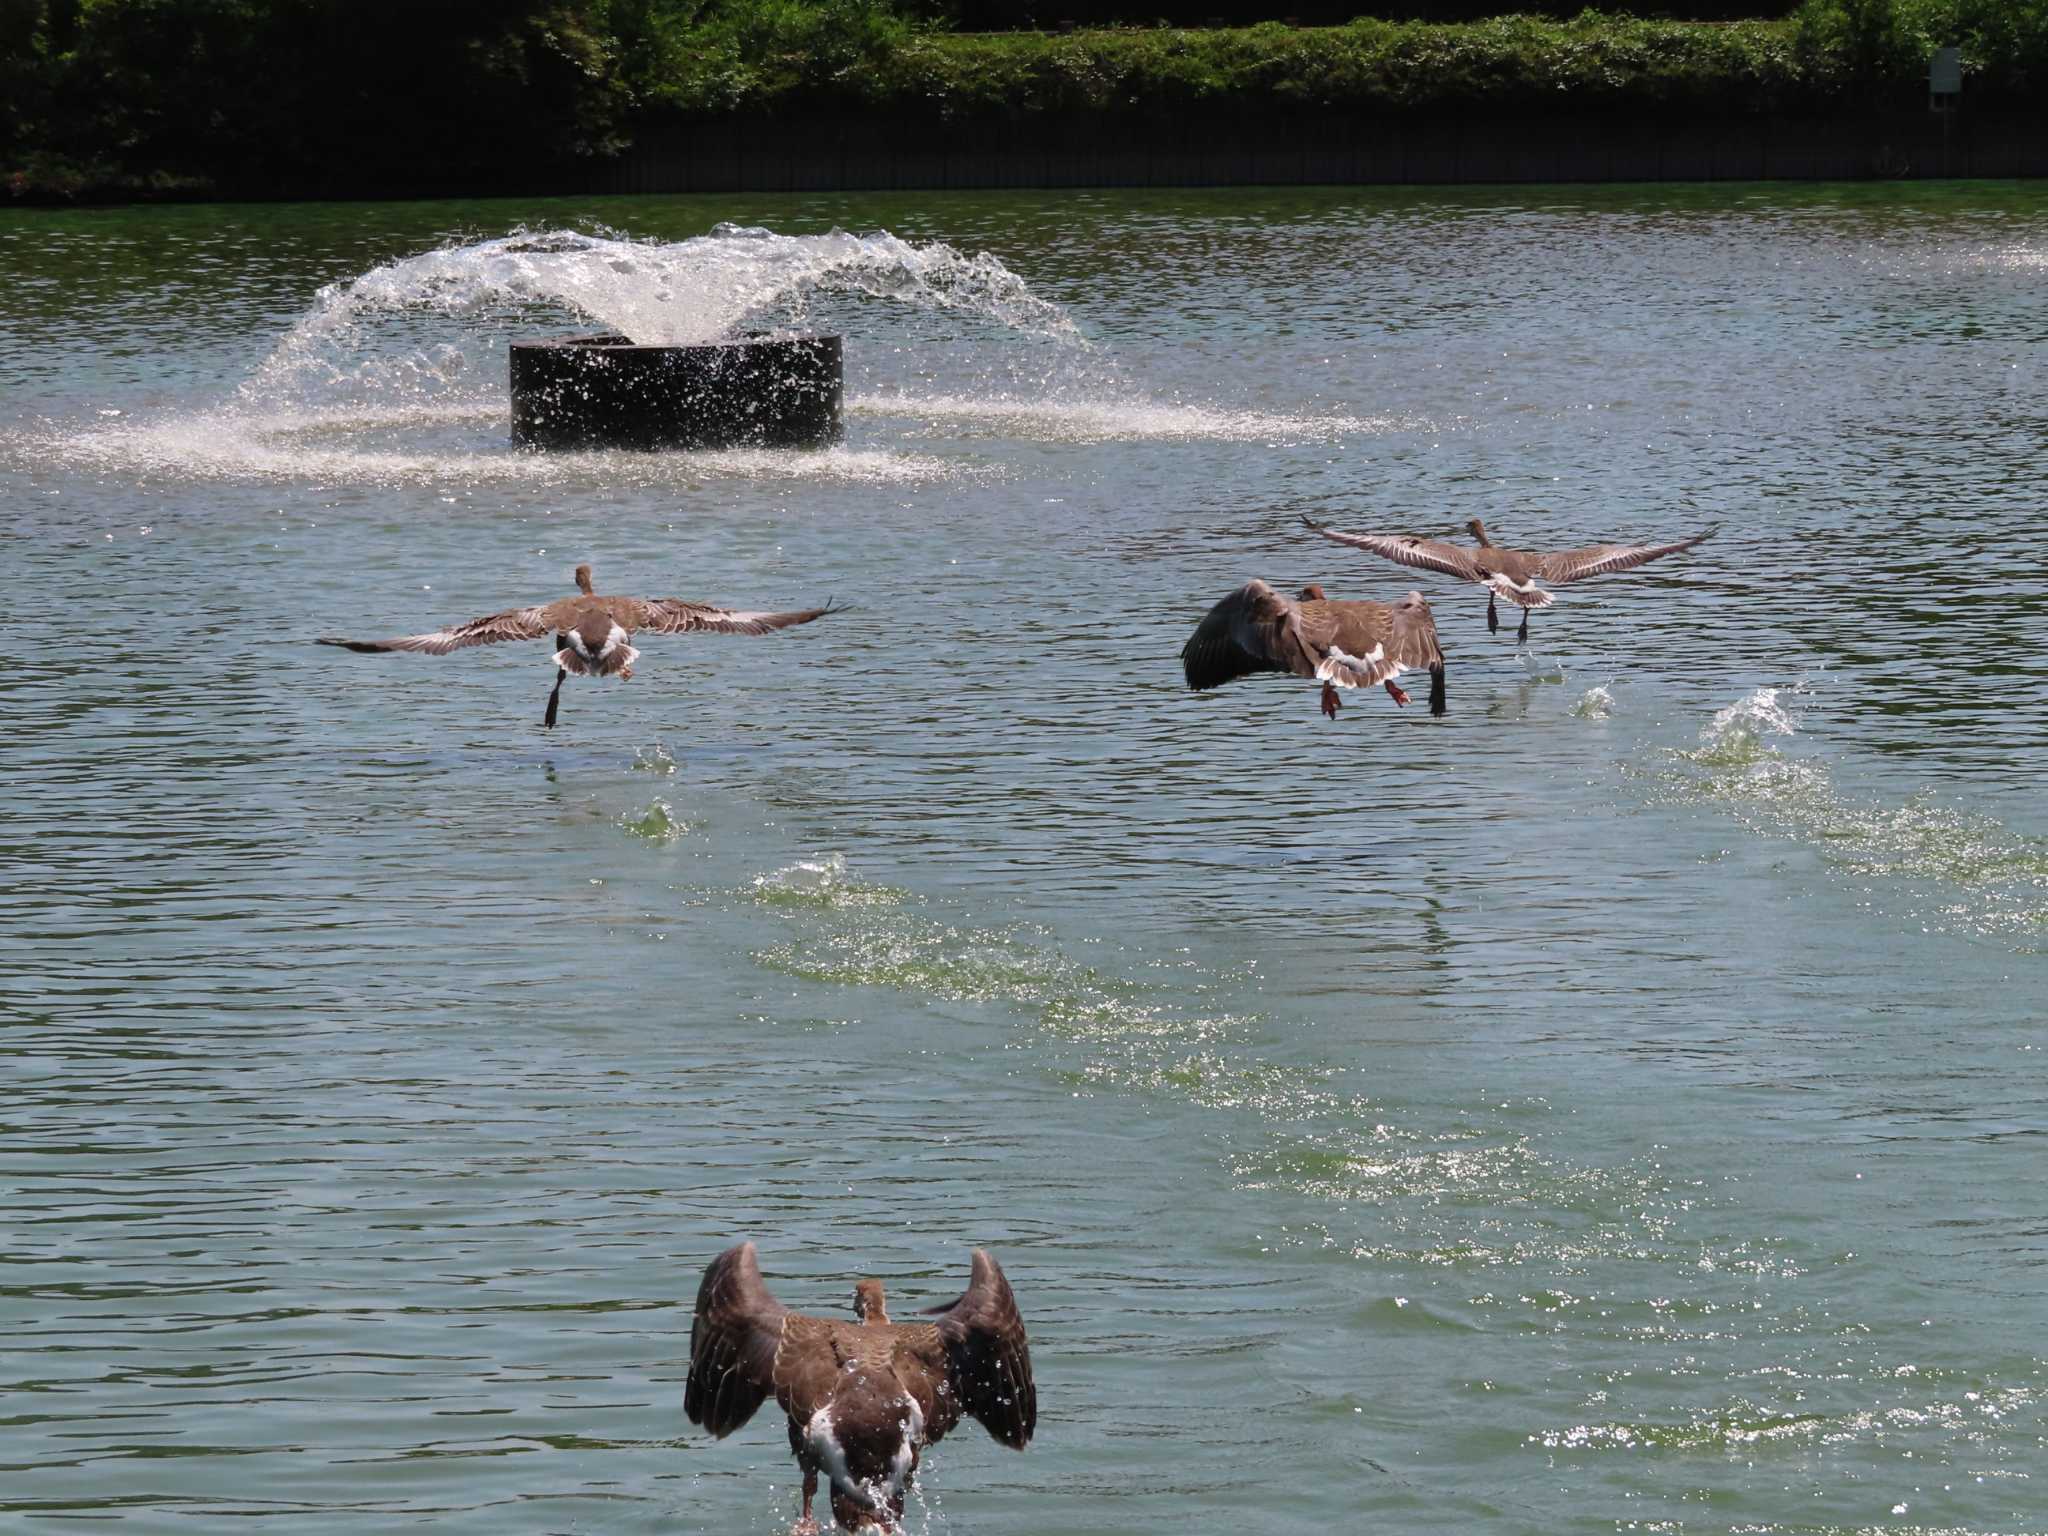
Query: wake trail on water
[[1656, 685, 2047, 948]]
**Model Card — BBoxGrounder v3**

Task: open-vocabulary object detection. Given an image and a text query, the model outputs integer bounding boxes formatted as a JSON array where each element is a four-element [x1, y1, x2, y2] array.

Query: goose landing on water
[[318, 564, 835, 728], [1303, 515, 1715, 643], [1181, 579, 1447, 719], [686, 1242, 1035, 1534]]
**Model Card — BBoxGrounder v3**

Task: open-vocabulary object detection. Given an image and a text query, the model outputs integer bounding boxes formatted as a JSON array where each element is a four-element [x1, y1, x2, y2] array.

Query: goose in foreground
[[318, 564, 834, 727], [1303, 515, 1716, 643], [1181, 579, 1446, 719], [686, 1242, 1034, 1533]]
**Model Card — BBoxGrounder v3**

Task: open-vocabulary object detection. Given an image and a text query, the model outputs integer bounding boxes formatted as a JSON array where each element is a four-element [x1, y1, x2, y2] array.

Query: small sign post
[[1928, 46, 1961, 176], [1928, 46, 1962, 106]]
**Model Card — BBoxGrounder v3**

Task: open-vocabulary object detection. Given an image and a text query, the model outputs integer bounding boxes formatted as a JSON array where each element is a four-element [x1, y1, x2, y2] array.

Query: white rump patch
[[599, 621, 629, 659], [885, 1397, 926, 1497], [805, 1408, 863, 1504], [1315, 642, 1385, 687], [553, 643, 638, 677], [1485, 574, 1554, 608], [804, 1398, 924, 1513]]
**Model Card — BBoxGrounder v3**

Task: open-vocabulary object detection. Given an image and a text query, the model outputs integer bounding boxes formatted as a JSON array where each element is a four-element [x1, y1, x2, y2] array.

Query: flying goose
[[1303, 516, 1715, 643], [1181, 579, 1446, 719], [686, 1242, 1035, 1533], [318, 564, 834, 727]]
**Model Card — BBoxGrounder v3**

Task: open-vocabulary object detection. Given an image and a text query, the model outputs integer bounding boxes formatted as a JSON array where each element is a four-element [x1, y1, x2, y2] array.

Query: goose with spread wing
[[319, 564, 834, 727], [686, 1242, 1035, 1533], [1182, 579, 1446, 719], [1303, 516, 1715, 643]]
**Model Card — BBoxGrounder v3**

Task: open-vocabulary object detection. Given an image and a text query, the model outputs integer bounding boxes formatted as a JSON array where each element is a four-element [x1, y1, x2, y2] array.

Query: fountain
[[509, 330, 842, 451]]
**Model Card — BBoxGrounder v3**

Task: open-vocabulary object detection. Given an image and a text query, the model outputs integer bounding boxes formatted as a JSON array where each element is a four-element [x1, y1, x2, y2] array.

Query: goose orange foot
[[1384, 679, 1411, 707], [1321, 682, 1342, 719]]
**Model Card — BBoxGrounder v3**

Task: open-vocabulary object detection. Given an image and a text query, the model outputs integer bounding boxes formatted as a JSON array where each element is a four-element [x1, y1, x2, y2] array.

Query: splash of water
[[746, 854, 907, 912], [250, 224, 1082, 398], [854, 391, 1409, 446], [1570, 685, 1616, 718], [618, 800, 690, 845], [11, 221, 1410, 484], [1697, 685, 1801, 762], [1664, 686, 2046, 945]]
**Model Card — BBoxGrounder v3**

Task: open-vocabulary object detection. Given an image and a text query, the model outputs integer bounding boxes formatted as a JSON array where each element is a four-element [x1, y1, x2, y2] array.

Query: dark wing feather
[[317, 605, 550, 655], [1533, 526, 1717, 585], [927, 1250, 1035, 1451], [1181, 579, 1322, 690], [684, 1242, 787, 1438], [637, 599, 836, 637], [1303, 517, 1486, 583], [1387, 592, 1445, 673], [1387, 591, 1448, 716]]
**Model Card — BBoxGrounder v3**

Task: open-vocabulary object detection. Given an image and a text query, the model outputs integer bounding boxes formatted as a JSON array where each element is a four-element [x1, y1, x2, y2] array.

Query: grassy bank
[[5, 1, 2044, 201]]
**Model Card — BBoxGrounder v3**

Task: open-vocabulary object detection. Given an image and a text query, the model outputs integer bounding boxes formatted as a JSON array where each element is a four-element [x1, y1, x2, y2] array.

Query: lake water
[[2, 184, 2044, 1535]]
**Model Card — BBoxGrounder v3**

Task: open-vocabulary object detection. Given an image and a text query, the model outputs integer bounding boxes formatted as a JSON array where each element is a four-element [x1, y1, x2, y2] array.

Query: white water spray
[[249, 224, 1083, 400], [13, 221, 1408, 484]]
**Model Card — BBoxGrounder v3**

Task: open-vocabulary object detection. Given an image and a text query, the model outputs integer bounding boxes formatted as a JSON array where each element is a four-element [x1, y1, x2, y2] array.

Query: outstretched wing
[[636, 599, 836, 637], [1302, 517, 1485, 583], [1533, 527, 1717, 585], [927, 1250, 1035, 1451], [1181, 579, 1324, 690], [684, 1242, 788, 1439], [317, 605, 550, 656]]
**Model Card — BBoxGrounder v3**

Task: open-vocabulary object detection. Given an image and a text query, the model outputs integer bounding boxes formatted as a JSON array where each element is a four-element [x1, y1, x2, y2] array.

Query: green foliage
[[653, 10, 1823, 119], [1793, 0, 2048, 97], [6, 0, 646, 196], [5, 0, 2046, 197], [642, 3, 2045, 120], [642, 0, 929, 112]]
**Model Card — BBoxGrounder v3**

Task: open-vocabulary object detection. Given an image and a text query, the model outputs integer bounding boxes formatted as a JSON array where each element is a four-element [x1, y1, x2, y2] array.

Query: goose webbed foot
[[1383, 679, 1410, 708], [1429, 664, 1447, 717], [1516, 613, 1529, 644], [1487, 598, 1499, 634], [1320, 682, 1342, 720], [543, 667, 566, 729]]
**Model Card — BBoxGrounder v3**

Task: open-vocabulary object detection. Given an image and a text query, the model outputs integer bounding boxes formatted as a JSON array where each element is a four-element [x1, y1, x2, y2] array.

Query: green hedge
[[643, 2, 2048, 118]]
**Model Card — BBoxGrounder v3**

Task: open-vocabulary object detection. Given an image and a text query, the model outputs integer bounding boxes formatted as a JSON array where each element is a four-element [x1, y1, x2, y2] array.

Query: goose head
[[853, 1278, 890, 1324]]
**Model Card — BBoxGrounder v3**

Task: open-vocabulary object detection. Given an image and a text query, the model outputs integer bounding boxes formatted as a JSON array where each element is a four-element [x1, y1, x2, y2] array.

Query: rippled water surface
[[3, 184, 2045, 1535]]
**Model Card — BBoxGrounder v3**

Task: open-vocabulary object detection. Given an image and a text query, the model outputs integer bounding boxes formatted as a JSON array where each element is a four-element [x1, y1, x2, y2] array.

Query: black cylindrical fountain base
[[509, 333, 842, 450]]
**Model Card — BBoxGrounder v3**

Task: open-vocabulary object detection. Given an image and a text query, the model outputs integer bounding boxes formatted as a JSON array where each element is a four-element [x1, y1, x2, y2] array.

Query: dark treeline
[[3, 0, 649, 196], [4, 0, 2043, 200]]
